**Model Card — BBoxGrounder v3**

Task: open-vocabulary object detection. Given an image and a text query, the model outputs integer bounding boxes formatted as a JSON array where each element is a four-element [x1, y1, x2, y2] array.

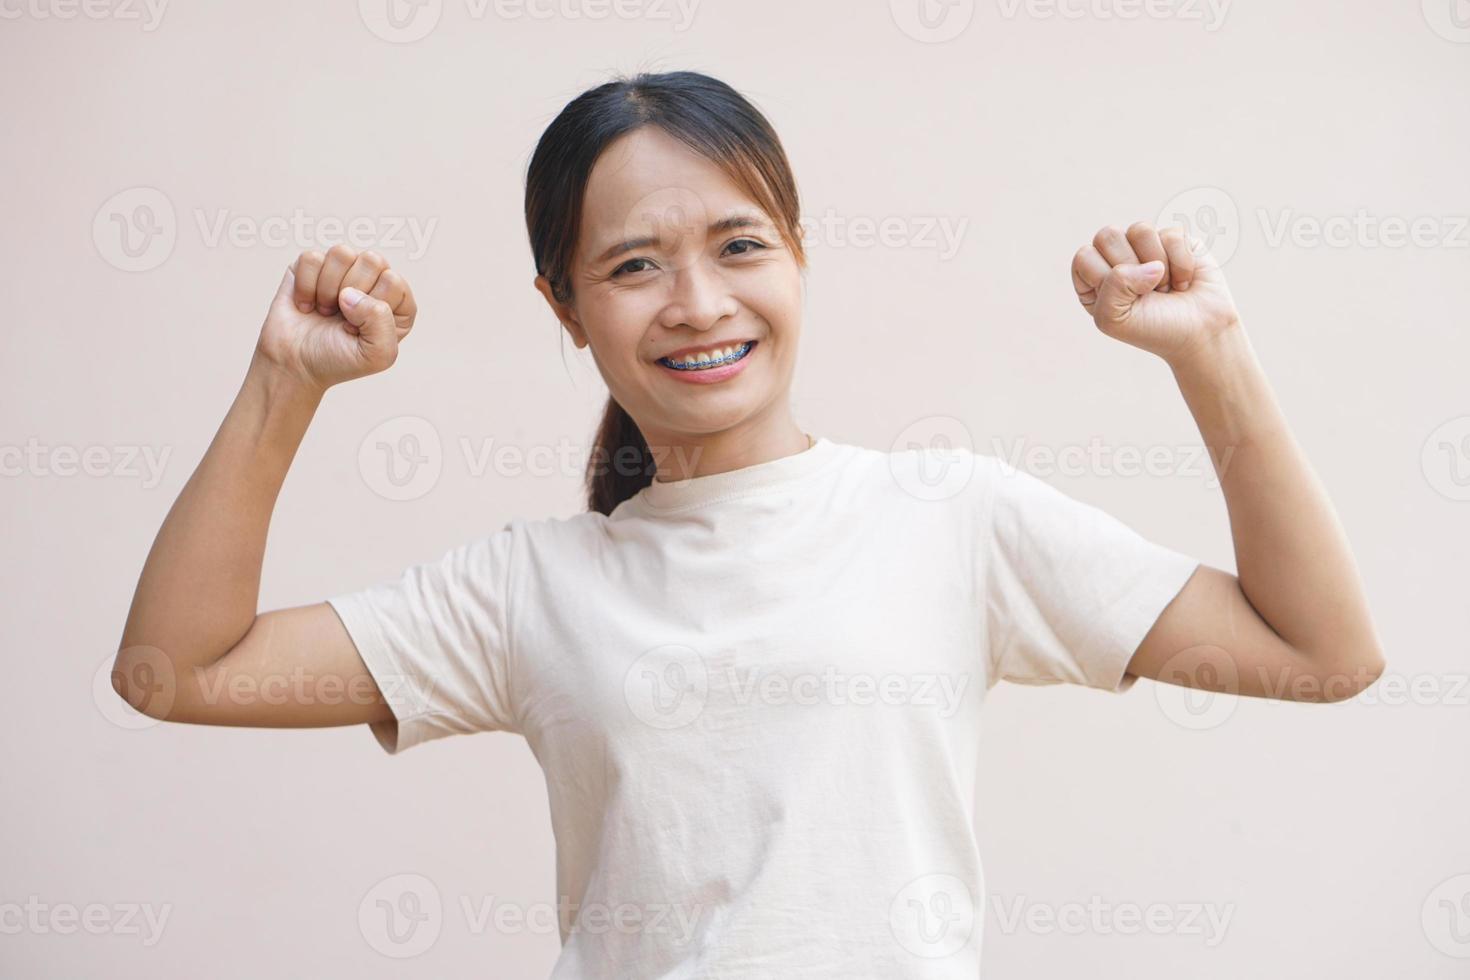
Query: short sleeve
[[979, 458, 1200, 694], [325, 519, 520, 754]]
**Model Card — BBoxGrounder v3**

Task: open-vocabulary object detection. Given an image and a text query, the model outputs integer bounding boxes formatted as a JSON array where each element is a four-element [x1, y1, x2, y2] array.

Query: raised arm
[[1070, 222, 1386, 702], [111, 246, 418, 726]]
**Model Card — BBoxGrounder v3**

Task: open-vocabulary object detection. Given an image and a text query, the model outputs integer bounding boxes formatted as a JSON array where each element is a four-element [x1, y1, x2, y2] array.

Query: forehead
[[577, 127, 764, 256]]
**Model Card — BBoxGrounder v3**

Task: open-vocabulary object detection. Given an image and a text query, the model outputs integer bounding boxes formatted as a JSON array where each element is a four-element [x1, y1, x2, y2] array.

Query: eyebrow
[[592, 213, 772, 266]]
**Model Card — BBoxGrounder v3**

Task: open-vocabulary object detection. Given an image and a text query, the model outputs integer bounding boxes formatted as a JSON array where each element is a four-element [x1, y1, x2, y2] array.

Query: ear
[[534, 275, 589, 350]]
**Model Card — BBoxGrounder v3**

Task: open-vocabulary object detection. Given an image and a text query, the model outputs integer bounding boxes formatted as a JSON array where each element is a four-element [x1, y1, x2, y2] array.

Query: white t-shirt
[[326, 436, 1199, 978]]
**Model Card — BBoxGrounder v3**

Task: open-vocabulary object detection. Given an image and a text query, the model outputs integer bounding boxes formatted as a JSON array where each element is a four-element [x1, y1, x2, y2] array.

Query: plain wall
[[3, 0, 1467, 976]]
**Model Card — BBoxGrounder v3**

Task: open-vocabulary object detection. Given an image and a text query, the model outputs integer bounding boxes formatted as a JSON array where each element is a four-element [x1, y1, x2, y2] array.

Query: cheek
[[747, 266, 803, 329]]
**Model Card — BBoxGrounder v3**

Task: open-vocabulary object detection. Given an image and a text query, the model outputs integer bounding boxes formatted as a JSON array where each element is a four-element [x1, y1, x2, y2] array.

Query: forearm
[[118, 353, 324, 671], [1168, 323, 1384, 676]]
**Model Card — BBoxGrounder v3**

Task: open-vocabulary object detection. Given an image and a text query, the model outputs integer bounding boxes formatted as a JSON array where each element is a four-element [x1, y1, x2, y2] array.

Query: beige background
[[4, 0, 1468, 975]]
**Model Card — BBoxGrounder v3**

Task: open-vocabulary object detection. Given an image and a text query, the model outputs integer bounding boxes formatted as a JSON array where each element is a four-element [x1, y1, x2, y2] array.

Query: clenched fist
[[1071, 222, 1240, 365], [255, 244, 419, 391]]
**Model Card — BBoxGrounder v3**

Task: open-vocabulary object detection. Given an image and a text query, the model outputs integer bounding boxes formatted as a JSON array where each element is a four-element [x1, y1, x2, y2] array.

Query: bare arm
[[1072, 222, 1385, 702], [112, 245, 418, 725]]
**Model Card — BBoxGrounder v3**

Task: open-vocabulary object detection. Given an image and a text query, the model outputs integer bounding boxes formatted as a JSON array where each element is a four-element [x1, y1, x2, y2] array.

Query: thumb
[[270, 263, 297, 310], [1096, 260, 1165, 324], [338, 286, 399, 364]]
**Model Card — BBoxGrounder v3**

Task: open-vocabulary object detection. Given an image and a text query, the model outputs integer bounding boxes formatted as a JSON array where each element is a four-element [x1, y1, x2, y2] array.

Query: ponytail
[[586, 397, 653, 516]]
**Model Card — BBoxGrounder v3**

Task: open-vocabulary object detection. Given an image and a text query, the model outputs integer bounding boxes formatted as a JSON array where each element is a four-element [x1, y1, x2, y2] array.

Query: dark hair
[[523, 70, 807, 516]]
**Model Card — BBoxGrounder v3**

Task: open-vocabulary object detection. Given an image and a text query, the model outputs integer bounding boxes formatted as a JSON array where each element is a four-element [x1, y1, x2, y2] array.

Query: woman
[[112, 70, 1385, 977]]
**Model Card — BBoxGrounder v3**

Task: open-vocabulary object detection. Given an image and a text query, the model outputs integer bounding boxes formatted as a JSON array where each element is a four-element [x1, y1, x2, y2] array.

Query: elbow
[[109, 645, 179, 722], [1318, 647, 1388, 704]]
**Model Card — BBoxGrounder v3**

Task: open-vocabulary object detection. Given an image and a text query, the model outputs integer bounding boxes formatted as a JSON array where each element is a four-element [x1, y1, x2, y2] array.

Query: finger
[[1160, 225, 1195, 291], [1126, 222, 1170, 292], [274, 263, 296, 305], [342, 250, 389, 304], [292, 250, 325, 314], [1095, 261, 1166, 327], [1092, 224, 1139, 267], [338, 286, 399, 369], [1071, 245, 1110, 312], [368, 268, 417, 335], [316, 244, 358, 315]]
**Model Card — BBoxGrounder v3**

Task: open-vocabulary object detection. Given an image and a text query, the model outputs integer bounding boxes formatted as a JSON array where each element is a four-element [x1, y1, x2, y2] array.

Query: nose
[[657, 256, 738, 332]]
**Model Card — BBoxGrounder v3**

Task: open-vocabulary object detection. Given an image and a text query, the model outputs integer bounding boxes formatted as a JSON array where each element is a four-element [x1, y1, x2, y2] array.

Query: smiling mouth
[[656, 340, 757, 372]]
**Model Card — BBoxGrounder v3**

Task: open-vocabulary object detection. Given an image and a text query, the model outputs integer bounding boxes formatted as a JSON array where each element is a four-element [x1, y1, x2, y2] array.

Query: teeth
[[665, 342, 749, 369]]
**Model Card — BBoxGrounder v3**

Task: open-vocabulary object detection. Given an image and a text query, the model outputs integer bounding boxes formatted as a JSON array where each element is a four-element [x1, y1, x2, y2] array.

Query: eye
[[610, 257, 655, 278], [723, 237, 767, 256]]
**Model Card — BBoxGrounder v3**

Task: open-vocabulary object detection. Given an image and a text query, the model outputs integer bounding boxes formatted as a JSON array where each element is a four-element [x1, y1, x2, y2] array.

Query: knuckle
[[325, 243, 356, 262], [359, 249, 387, 270], [1126, 220, 1155, 240], [1093, 224, 1126, 248], [299, 249, 325, 269]]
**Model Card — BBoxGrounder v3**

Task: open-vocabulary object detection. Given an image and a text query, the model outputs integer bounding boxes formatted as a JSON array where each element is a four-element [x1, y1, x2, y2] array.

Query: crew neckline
[[632, 435, 840, 512]]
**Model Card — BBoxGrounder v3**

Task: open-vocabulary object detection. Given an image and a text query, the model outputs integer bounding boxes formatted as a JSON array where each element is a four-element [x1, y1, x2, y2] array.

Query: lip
[[655, 340, 758, 385]]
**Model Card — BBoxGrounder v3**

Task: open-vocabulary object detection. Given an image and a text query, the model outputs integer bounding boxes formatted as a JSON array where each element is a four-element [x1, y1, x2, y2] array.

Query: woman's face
[[535, 126, 804, 452]]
